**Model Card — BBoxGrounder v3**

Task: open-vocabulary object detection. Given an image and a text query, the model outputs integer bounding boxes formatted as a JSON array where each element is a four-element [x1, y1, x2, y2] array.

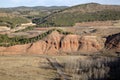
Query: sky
[[0, 0, 120, 8]]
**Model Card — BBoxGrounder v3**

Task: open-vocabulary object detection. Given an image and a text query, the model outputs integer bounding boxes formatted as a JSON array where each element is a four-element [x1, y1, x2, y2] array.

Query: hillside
[[105, 32, 120, 51], [0, 28, 119, 54], [0, 29, 102, 54], [33, 3, 120, 27], [0, 6, 68, 11], [0, 6, 68, 17], [0, 11, 30, 28], [0, 6, 68, 28]]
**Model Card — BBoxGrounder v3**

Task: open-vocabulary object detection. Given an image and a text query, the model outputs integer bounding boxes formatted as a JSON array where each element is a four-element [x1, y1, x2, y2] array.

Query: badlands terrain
[[0, 3, 120, 80]]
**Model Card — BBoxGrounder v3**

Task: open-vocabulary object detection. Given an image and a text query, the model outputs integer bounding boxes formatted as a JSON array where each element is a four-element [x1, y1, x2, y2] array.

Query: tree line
[[0, 29, 72, 47]]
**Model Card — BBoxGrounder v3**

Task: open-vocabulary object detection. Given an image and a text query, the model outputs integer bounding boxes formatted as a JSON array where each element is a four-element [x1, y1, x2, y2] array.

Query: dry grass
[[55, 55, 120, 80], [75, 21, 116, 27], [0, 55, 56, 80], [0, 55, 120, 80]]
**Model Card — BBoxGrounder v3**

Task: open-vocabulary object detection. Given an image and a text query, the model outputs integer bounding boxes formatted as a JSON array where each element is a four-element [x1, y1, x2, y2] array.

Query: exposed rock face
[[61, 35, 80, 52], [3, 44, 31, 54], [43, 31, 63, 54], [105, 33, 120, 51], [0, 47, 6, 52], [27, 41, 47, 54], [0, 31, 102, 54], [79, 36, 102, 52]]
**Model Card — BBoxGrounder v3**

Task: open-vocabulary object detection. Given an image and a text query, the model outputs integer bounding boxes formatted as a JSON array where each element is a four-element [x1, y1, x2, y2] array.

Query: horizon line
[[0, 2, 120, 8]]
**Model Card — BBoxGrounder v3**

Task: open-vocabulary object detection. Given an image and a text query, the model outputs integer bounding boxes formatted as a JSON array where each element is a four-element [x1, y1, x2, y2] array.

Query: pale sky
[[0, 0, 120, 8]]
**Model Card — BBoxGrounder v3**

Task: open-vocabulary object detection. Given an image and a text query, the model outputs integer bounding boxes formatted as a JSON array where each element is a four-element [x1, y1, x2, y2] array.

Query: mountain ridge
[[0, 6, 68, 11], [33, 3, 120, 27]]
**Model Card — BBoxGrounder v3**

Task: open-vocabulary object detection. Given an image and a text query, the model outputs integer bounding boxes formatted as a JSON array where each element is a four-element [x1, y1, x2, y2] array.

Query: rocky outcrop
[[0, 31, 102, 54], [27, 41, 47, 54], [105, 33, 120, 51], [61, 35, 80, 52], [78, 36, 102, 52]]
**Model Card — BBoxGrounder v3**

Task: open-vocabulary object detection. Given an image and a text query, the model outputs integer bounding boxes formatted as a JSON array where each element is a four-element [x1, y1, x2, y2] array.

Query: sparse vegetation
[[0, 17, 30, 28], [15, 26, 35, 32], [32, 3, 120, 27], [0, 29, 72, 47], [0, 55, 57, 80], [60, 56, 120, 80], [33, 10, 120, 27], [0, 3, 120, 80]]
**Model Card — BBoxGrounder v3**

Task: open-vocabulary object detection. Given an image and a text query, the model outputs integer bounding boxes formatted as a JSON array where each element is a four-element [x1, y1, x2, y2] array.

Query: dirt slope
[[105, 33, 120, 52], [0, 31, 102, 54]]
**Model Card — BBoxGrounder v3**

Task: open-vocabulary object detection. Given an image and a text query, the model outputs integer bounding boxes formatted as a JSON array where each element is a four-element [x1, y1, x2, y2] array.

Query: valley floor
[[0, 55, 56, 80], [0, 54, 120, 80]]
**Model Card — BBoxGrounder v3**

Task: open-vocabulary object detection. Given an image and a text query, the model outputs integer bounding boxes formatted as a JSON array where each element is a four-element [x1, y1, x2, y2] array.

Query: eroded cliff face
[[0, 31, 103, 54], [105, 33, 120, 52], [78, 36, 102, 52]]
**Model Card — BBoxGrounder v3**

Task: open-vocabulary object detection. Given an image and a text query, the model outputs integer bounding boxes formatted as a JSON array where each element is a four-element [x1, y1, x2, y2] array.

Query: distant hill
[[0, 6, 68, 28], [0, 6, 68, 12], [0, 6, 68, 20], [0, 7, 30, 29], [33, 3, 120, 27]]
